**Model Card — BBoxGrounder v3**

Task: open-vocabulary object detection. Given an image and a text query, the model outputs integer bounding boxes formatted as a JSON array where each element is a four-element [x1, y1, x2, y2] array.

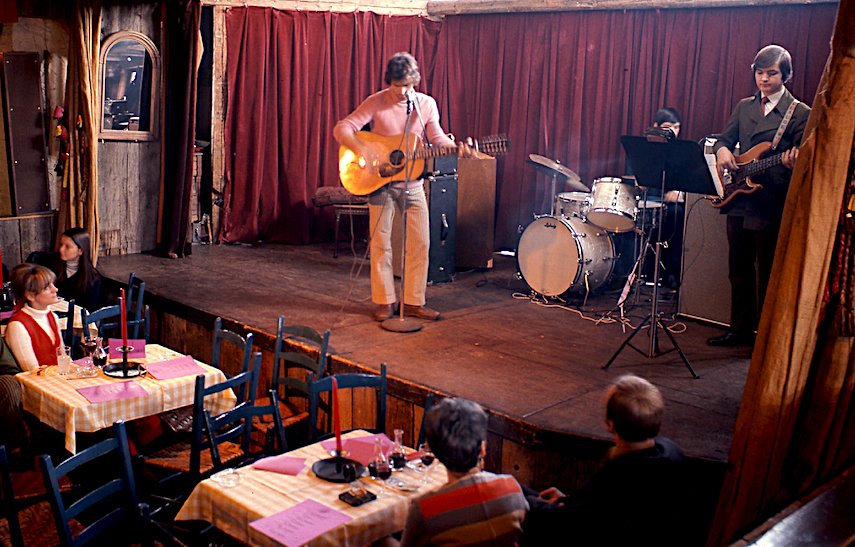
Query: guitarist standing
[[334, 52, 472, 322], [707, 45, 811, 347]]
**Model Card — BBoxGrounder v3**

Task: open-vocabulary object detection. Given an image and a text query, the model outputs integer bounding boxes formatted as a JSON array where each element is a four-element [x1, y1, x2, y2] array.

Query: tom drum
[[555, 192, 590, 220], [586, 177, 638, 233], [517, 216, 615, 296]]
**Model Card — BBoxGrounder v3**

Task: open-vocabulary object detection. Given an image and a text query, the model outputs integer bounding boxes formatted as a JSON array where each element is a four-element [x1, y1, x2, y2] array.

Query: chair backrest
[[80, 305, 122, 340], [38, 421, 152, 547], [0, 445, 24, 547], [271, 316, 330, 403], [204, 382, 288, 471], [307, 364, 387, 442], [125, 273, 148, 341], [188, 359, 260, 486], [416, 393, 435, 449], [55, 299, 76, 349], [212, 316, 254, 373]]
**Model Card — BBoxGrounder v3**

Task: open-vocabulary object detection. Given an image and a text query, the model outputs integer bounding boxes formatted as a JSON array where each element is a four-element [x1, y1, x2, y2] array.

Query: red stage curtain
[[220, 5, 835, 247], [434, 5, 837, 248], [222, 9, 442, 243]]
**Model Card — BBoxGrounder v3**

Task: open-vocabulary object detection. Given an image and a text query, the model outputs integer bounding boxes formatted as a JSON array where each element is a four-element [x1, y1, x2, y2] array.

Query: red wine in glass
[[368, 461, 379, 478], [390, 451, 407, 470], [421, 452, 435, 466], [377, 463, 393, 481], [83, 338, 98, 356]]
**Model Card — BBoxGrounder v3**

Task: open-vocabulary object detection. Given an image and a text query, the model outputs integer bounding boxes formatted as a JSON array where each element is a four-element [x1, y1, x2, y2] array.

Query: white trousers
[[368, 185, 429, 306]]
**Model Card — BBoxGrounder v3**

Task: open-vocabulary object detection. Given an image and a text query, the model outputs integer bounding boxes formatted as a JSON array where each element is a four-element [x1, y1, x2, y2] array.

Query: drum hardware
[[526, 154, 587, 217], [602, 135, 716, 378]]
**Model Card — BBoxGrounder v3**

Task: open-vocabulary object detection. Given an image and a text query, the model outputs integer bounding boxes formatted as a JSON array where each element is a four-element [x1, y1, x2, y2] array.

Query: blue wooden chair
[[143, 357, 260, 495], [80, 305, 122, 341], [55, 298, 76, 350], [0, 445, 24, 547], [416, 393, 435, 449], [307, 364, 387, 442], [38, 421, 153, 547], [125, 273, 149, 341]]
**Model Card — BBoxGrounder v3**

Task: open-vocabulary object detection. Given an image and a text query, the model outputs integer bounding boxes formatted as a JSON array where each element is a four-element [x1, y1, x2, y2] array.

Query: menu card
[[145, 355, 207, 380], [250, 499, 352, 547], [108, 339, 146, 359], [251, 454, 306, 476], [77, 380, 149, 403]]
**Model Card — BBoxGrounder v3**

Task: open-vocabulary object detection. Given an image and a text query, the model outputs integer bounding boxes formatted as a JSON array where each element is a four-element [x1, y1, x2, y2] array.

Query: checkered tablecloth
[[176, 430, 447, 547], [16, 344, 235, 453]]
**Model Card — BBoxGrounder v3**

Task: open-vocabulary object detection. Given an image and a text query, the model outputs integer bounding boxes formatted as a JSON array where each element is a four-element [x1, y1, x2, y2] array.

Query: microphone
[[405, 88, 415, 114]]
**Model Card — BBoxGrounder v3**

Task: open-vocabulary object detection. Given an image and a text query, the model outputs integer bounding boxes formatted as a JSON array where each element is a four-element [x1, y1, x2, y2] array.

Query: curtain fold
[[161, 0, 201, 258], [64, 0, 101, 264], [705, 1, 855, 543]]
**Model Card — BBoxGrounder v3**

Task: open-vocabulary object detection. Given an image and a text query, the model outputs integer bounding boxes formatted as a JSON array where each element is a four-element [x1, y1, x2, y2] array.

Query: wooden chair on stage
[[251, 316, 332, 448], [311, 186, 369, 258], [307, 364, 387, 442], [39, 422, 154, 547]]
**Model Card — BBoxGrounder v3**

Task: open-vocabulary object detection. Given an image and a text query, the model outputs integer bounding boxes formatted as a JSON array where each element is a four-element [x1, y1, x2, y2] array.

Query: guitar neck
[[411, 137, 508, 161], [742, 151, 785, 177]]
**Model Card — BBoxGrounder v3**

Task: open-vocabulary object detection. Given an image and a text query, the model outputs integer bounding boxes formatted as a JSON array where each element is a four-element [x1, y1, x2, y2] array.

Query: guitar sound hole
[[389, 149, 405, 167]]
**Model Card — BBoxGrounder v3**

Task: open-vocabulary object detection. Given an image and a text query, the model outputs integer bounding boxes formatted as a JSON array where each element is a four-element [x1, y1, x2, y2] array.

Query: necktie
[[761, 96, 770, 116]]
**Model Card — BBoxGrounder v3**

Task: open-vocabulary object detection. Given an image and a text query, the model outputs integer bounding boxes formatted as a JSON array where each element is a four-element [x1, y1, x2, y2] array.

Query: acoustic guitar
[[339, 132, 509, 196], [710, 141, 792, 208]]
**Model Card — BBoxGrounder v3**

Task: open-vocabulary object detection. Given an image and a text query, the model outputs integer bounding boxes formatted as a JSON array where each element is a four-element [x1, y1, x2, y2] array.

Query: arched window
[[99, 31, 160, 141]]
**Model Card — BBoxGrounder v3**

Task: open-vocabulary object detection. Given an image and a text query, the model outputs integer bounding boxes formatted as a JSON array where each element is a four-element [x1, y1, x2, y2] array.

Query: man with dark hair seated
[[378, 398, 529, 547], [522, 375, 688, 547]]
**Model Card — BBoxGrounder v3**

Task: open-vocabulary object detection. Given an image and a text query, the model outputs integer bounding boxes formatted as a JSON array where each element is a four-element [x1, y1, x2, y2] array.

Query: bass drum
[[517, 216, 615, 296]]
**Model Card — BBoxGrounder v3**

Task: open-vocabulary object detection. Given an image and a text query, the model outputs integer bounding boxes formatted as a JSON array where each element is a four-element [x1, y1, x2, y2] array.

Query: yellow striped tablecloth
[[16, 343, 235, 453], [176, 430, 447, 547]]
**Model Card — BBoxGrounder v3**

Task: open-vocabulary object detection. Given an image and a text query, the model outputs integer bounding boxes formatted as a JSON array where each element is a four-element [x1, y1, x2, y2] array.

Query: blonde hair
[[606, 375, 664, 442]]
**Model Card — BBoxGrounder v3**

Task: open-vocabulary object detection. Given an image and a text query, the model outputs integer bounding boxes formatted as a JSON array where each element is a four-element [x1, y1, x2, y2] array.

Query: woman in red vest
[[5, 263, 62, 371]]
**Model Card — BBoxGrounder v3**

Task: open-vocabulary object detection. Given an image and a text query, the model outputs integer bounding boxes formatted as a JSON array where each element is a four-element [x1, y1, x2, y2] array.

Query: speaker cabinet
[[678, 194, 731, 325], [427, 175, 457, 284]]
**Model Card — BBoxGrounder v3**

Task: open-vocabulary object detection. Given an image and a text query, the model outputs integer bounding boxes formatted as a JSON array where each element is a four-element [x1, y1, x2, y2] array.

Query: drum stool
[[311, 186, 369, 258]]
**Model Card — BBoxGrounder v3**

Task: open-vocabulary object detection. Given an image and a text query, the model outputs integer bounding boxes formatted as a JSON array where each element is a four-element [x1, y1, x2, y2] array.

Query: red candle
[[332, 377, 342, 453], [120, 289, 128, 346]]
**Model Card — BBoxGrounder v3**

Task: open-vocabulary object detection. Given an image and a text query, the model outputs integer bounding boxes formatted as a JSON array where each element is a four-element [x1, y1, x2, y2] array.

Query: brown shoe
[[373, 303, 397, 322], [402, 304, 441, 321]]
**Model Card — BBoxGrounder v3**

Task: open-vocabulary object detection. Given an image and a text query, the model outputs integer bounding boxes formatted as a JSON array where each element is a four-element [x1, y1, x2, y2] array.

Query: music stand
[[603, 136, 716, 378]]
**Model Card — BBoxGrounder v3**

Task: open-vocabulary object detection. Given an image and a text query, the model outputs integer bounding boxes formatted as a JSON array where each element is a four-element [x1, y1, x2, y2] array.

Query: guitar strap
[[770, 99, 799, 151]]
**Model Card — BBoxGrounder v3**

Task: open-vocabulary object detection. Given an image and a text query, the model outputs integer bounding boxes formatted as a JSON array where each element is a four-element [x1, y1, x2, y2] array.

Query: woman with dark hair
[[378, 398, 528, 547], [55, 227, 102, 311], [4, 263, 63, 371]]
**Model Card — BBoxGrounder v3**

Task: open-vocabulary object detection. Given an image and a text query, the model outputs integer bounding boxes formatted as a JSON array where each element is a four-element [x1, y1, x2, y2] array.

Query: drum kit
[[517, 154, 660, 298]]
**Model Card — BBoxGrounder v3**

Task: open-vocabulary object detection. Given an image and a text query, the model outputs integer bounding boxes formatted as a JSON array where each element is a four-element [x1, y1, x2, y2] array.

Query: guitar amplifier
[[427, 175, 458, 284]]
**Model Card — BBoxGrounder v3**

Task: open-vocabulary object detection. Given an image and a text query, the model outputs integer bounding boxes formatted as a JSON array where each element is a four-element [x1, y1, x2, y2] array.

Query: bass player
[[708, 45, 811, 347]]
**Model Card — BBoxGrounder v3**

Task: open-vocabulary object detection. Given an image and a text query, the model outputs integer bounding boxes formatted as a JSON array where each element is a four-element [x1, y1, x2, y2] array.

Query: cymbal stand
[[604, 171, 698, 378], [548, 173, 558, 216]]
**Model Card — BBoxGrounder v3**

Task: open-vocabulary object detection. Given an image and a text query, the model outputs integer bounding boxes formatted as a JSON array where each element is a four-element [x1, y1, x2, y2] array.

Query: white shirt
[[763, 87, 786, 116], [5, 305, 61, 371]]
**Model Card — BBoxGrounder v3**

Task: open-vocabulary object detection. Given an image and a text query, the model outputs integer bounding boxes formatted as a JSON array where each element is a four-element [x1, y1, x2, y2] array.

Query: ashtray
[[210, 468, 240, 488], [75, 366, 100, 378]]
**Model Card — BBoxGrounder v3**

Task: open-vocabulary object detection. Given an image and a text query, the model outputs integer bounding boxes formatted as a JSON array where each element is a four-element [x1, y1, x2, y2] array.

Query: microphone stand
[[382, 92, 423, 333]]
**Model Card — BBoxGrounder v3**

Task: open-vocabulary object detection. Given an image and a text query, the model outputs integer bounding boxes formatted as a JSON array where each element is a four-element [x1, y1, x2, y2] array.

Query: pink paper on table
[[77, 380, 149, 403], [250, 499, 352, 547], [251, 454, 306, 475], [321, 433, 393, 465], [145, 355, 206, 380], [108, 339, 146, 359]]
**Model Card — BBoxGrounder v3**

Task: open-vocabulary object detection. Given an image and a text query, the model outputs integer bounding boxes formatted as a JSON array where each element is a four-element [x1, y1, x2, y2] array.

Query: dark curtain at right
[[433, 5, 836, 249]]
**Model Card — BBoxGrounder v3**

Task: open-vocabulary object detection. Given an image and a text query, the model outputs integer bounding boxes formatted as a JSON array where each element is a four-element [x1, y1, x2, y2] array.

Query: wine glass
[[418, 442, 435, 484], [82, 336, 99, 358]]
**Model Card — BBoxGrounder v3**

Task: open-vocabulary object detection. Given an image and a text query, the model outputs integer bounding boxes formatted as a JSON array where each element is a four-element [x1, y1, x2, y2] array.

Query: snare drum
[[516, 216, 615, 296], [586, 177, 638, 233], [555, 192, 590, 220]]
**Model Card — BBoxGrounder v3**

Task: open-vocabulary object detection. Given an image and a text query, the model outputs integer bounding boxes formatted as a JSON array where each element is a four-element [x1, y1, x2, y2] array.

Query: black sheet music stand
[[603, 136, 716, 378]]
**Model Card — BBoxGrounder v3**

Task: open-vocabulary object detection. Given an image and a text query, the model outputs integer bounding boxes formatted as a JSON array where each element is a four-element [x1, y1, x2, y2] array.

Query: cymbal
[[526, 154, 588, 191]]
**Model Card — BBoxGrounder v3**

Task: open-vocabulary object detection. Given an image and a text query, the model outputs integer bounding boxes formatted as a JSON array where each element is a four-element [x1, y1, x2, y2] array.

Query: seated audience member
[[522, 374, 688, 547], [0, 335, 26, 462], [5, 263, 63, 371], [30, 228, 102, 311], [379, 398, 529, 547]]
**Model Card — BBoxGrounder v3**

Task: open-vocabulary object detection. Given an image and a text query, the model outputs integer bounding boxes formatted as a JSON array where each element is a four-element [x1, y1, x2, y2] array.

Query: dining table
[[15, 343, 235, 454], [176, 430, 448, 547]]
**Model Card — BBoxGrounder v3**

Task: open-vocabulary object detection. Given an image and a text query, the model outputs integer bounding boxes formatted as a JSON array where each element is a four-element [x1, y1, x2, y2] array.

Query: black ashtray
[[103, 362, 146, 378]]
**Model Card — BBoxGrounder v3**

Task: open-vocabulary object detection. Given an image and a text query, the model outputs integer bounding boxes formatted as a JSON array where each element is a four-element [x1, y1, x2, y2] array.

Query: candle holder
[[312, 455, 364, 483], [103, 345, 146, 378]]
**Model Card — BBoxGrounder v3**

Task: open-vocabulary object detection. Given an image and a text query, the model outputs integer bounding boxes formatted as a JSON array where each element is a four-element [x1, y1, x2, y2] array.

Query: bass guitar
[[710, 141, 791, 208], [339, 132, 509, 196]]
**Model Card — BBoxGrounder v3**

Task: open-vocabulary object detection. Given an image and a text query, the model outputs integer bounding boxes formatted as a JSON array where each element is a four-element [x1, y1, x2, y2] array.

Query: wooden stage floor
[[98, 242, 750, 464]]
